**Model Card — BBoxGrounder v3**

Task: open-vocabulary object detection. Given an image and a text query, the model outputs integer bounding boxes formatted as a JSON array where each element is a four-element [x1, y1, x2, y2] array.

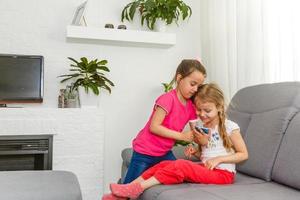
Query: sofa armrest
[[120, 148, 133, 183], [0, 170, 82, 200]]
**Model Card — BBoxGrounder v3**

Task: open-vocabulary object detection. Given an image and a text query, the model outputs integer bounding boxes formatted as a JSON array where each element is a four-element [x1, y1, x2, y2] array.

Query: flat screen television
[[0, 54, 44, 104]]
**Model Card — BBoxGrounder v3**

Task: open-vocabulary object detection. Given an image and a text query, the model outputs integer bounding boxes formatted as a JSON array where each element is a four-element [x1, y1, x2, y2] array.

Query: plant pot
[[154, 19, 166, 32], [66, 98, 78, 108], [78, 87, 99, 107]]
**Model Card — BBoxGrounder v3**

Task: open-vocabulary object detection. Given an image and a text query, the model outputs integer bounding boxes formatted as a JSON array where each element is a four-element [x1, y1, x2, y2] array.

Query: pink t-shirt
[[132, 89, 197, 156]]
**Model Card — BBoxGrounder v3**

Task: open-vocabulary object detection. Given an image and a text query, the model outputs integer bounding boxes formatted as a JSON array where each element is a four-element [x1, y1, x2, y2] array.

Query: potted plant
[[121, 0, 192, 31], [58, 57, 114, 106]]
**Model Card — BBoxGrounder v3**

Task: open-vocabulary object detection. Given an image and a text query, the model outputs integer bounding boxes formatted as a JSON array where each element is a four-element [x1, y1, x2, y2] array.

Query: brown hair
[[194, 83, 232, 152], [174, 59, 206, 83]]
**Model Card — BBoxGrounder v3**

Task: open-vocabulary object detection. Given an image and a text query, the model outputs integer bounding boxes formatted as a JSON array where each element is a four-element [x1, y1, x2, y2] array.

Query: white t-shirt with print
[[200, 119, 239, 173]]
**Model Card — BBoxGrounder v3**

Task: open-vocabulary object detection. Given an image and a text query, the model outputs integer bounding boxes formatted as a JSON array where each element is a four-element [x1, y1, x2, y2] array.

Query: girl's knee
[[174, 159, 190, 167], [159, 160, 173, 166]]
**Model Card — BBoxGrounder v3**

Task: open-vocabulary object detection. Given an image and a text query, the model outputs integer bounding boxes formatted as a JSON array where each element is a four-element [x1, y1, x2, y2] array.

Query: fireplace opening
[[0, 135, 53, 171]]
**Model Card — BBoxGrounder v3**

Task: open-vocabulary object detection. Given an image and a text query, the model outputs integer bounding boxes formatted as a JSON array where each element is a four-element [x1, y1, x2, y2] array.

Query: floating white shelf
[[66, 25, 176, 48]]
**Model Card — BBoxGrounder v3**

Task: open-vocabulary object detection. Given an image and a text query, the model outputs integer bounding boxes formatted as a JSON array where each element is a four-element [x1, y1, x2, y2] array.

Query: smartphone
[[195, 125, 209, 134]]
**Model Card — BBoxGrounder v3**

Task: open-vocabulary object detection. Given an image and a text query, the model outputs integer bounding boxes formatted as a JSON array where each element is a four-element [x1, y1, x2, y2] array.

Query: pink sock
[[102, 193, 127, 200], [110, 182, 144, 199]]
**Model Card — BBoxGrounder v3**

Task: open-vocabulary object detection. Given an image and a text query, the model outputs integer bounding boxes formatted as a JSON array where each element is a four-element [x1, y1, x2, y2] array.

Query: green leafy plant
[[121, 0, 192, 30], [174, 140, 191, 146], [58, 57, 114, 95], [162, 78, 175, 93]]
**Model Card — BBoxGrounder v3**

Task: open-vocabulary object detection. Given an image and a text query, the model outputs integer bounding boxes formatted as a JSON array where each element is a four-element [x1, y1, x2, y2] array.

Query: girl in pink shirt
[[123, 59, 207, 184], [103, 83, 248, 200]]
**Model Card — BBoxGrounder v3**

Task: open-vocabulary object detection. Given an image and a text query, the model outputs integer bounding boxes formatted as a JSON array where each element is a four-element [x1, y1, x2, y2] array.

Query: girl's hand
[[193, 128, 210, 145], [204, 157, 222, 170], [180, 130, 194, 142], [184, 145, 197, 159]]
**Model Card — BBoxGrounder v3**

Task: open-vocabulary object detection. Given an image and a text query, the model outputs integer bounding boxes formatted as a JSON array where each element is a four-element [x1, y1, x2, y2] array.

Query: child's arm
[[204, 129, 248, 170], [188, 119, 198, 130], [193, 129, 210, 146], [184, 145, 201, 159], [188, 120, 209, 146], [149, 106, 193, 142]]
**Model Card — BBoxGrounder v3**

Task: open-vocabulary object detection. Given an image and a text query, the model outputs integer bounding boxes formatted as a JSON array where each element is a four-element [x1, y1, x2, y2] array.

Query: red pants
[[141, 159, 234, 185]]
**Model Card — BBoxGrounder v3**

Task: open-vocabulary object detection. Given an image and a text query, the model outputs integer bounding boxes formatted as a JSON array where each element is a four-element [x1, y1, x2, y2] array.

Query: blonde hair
[[194, 83, 232, 152]]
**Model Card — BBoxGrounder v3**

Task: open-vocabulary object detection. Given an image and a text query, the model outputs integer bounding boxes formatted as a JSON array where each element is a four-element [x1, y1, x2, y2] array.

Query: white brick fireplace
[[0, 108, 104, 200]]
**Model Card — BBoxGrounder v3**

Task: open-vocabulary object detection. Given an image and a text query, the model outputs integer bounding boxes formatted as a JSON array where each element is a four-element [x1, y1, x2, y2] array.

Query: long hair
[[194, 83, 232, 152], [173, 59, 206, 84]]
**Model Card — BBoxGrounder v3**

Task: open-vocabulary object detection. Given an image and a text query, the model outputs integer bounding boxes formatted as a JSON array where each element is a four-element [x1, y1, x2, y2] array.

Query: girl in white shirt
[[103, 83, 248, 200]]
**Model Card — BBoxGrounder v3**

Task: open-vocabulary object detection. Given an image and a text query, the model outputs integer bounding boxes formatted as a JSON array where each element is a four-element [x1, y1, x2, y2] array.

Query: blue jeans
[[123, 150, 176, 184]]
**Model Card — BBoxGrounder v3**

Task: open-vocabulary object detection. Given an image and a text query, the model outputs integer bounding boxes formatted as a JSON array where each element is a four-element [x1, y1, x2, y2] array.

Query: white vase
[[154, 19, 166, 32], [78, 87, 99, 108]]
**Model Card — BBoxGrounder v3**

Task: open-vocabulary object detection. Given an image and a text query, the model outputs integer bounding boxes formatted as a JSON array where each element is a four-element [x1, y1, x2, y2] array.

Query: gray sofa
[[121, 82, 300, 200], [0, 170, 82, 200]]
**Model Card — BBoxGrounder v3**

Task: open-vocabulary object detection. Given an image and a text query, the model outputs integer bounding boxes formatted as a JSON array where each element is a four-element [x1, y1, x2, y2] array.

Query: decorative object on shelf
[[104, 23, 114, 29], [71, 1, 88, 26], [58, 89, 66, 108], [72, 1, 88, 26], [58, 85, 80, 108], [154, 18, 166, 32], [117, 24, 127, 30], [58, 57, 114, 107], [121, 0, 192, 31]]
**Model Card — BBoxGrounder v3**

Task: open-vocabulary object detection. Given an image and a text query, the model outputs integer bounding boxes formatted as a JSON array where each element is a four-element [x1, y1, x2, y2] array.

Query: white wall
[[0, 0, 201, 195]]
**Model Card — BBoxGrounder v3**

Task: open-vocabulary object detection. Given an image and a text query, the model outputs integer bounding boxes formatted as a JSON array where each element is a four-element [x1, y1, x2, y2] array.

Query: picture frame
[[71, 1, 88, 26]]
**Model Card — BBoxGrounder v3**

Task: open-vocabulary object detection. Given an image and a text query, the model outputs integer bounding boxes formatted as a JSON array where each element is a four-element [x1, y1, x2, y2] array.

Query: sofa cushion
[[227, 109, 251, 137], [140, 184, 192, 200], [227, 82, 300, 181], [234, 173, 266, 185], [189, 182, 300, 200], [143, 181, 300, 200], [139, 173, 266, 200], [0, 170, 82, 200], [121, 147, 133, 167], [272, 112, 300, 190], [227, 82, 300, 113], [237, 107, 297, 181], [151, 186, 223, 200]]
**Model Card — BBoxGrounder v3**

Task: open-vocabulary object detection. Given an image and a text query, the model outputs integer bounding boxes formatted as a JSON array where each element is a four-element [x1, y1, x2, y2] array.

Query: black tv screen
[[0, 54, 44, 103]]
